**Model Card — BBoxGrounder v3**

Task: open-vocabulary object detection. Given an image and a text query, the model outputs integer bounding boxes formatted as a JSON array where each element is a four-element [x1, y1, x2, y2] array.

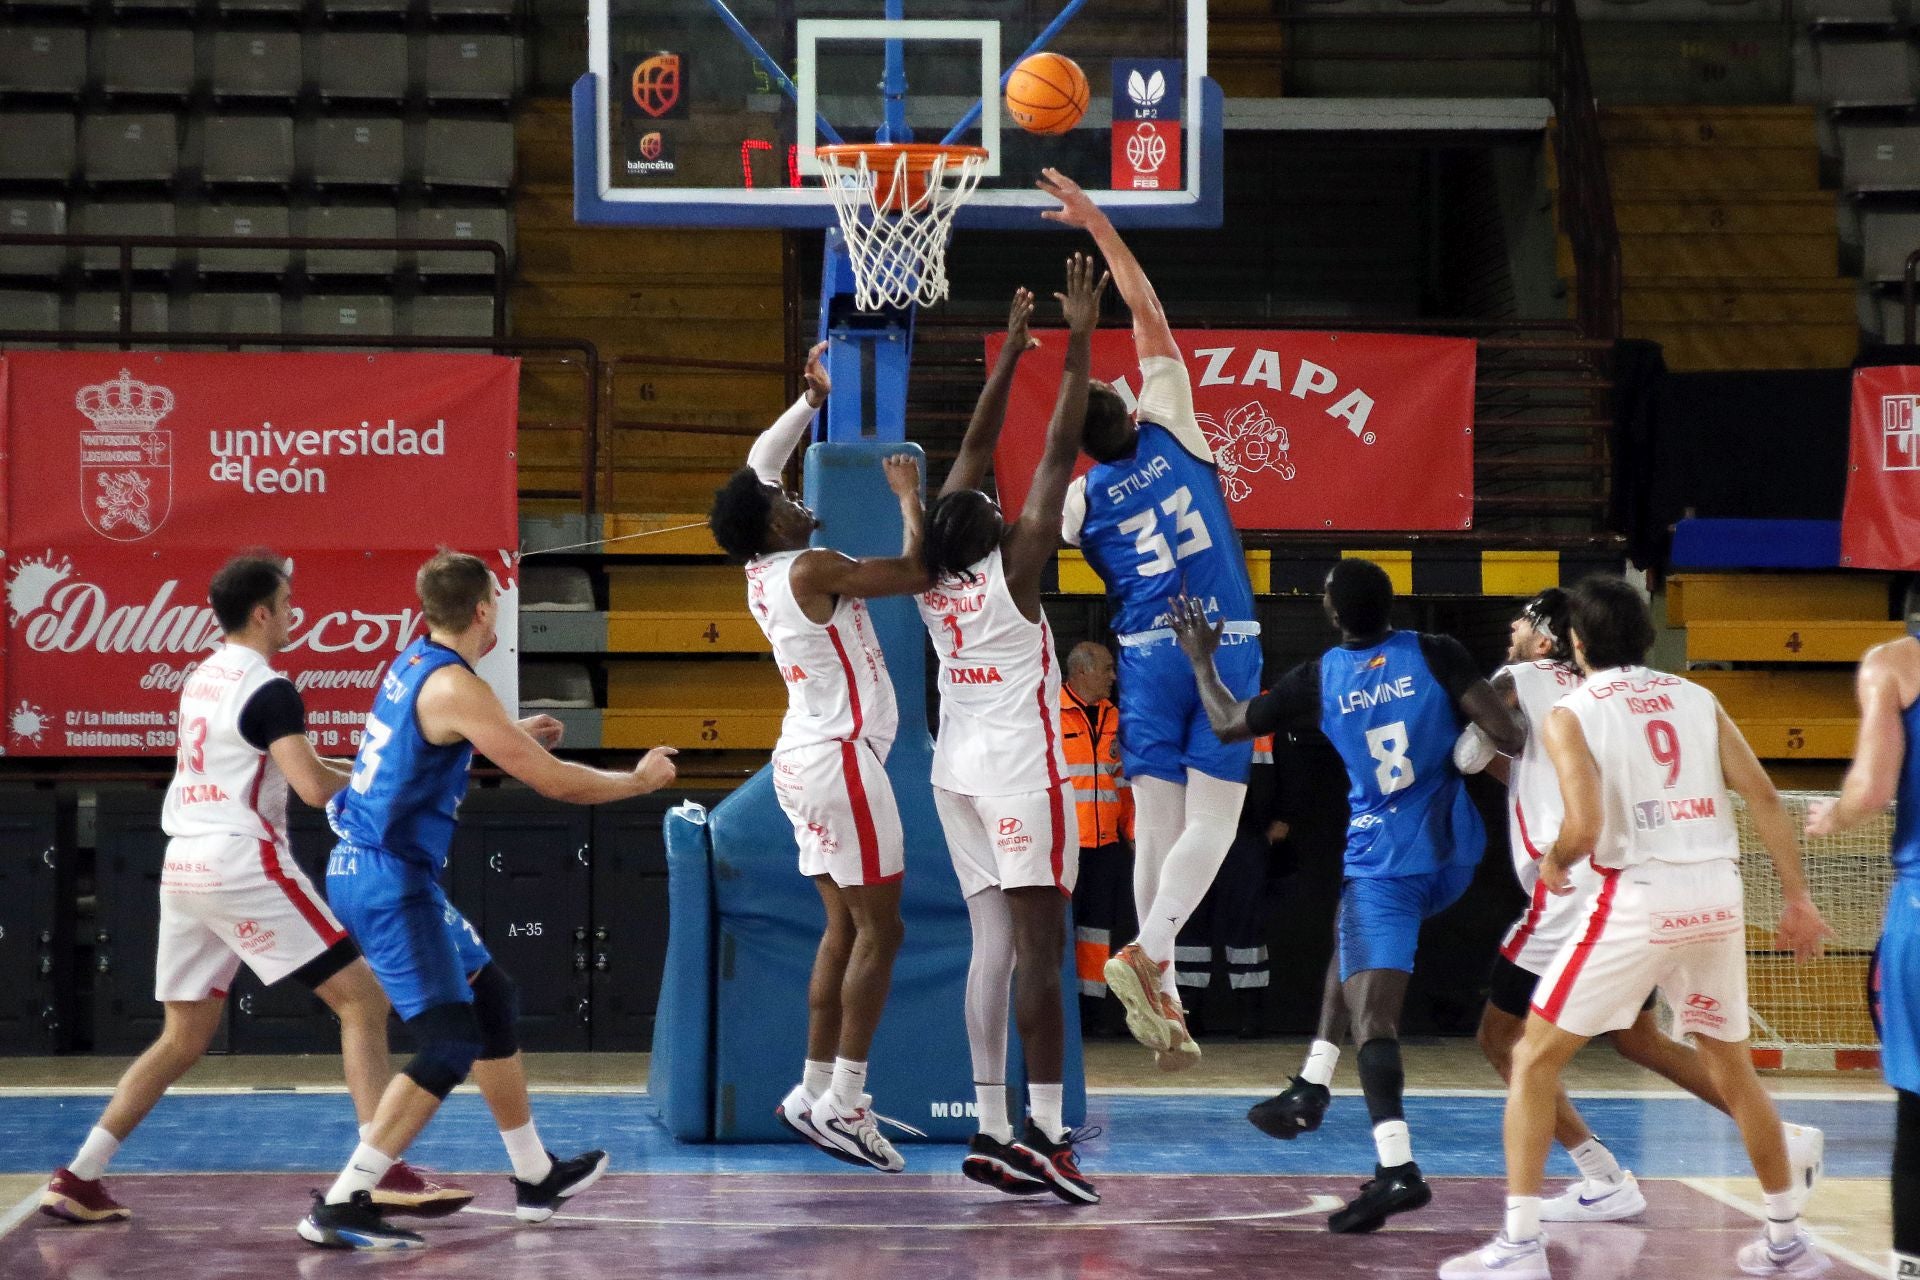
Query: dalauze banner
[[989, 329, 1476, 532], [0, 353, 521, 756]]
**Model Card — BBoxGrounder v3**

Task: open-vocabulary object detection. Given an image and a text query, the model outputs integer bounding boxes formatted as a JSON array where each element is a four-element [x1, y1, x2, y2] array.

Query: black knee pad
[[1357, 1037, 1406, 1126], [403, 1002, 483, 1100], [470, 963, 520, 1062], [1897, 1089, 1920, 1256]]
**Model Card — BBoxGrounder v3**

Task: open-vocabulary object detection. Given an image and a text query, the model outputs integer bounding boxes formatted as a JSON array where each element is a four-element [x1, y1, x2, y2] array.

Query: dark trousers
[[1071, 841, 1135, 1034], [1172, 826, 1271, 1031]]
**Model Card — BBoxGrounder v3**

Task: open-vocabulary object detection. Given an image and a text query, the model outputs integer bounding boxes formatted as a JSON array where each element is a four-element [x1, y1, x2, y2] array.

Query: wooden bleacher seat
[[1667, 572, 1890, 626], [607, 565, 766, 655], [1687, 668, 1860, 759], [604, 660, 784, 752]]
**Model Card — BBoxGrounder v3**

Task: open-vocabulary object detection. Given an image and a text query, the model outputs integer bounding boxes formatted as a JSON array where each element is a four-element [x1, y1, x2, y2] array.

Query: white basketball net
[[817, 147, 986, 311]]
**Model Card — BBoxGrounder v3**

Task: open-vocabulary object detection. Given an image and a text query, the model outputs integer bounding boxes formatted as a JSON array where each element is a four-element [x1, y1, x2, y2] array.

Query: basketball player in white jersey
[[40, 554, 469, 1227], [1441, 575, 1833, 1280], [916, 256, 1107, 1205], [1457, 589, 1823, 1226], [708, 345, 929, 1173]]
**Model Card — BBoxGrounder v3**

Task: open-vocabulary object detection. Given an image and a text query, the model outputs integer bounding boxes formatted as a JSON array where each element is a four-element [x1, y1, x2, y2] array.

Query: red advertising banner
[[0, 353, 521, 756], [1842, 365, 1920, 569], [988, 329, 1476, 532]]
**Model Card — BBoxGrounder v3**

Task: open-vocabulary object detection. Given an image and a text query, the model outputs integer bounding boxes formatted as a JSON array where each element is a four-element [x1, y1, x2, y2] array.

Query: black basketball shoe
[[961, 1132, 1050, 1196], [1327, 1161, 1432, 1234], [513, 1149, 610, 1223], [1247, 1077, 1330, 1140], [1011, 1121, 1101, 1206], [297, 1190, 426, 1251]]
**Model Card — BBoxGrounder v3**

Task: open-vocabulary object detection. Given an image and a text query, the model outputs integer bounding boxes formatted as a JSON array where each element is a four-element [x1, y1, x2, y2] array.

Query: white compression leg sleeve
[[1129, 775, 1186, 941], [962, 889, 1017, 1088], [1133, 771, 1246, 991]]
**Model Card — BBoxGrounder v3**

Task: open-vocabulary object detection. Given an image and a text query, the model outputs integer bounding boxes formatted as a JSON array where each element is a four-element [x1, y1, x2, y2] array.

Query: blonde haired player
[[1441, 575, 1833, 1280]]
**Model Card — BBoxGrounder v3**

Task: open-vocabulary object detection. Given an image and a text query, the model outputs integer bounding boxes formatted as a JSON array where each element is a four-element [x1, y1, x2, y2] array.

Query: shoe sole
[[1155, 1043, 1201, 1074], [516, 1152, 610, 1224], [813, 1117, 906, 1173], [1247, 1100, 1325, 1141], [1738, 1250, 1833, 1278], [1103, 957, 1174, 1053], [297, 1216, 426, 1250], [374, 1192, 475, 1219], [38, 1197, 129, 1225], [777, 1106, 872, 1169], [961, 1157, 1050, 1196], [1328, 1181, 1433, 1234]]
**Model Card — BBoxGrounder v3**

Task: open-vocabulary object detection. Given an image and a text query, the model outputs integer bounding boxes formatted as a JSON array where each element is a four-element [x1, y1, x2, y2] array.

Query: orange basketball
[[1005, 53, 1089, 136]]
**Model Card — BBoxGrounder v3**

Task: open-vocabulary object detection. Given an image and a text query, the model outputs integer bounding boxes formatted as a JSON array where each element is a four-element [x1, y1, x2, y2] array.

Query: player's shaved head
[[1567, 574, 1654, 671], [1326, 558, 1393, 637], [417, 551, 491, 633]]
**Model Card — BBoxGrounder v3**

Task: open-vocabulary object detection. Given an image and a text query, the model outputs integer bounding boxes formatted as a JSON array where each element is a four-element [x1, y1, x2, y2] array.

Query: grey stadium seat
[[296, 295, 396, 344], [90, 29, 196, 100], [1862, 210, 1920, 283], [0, 114, 77, 184], [404, 294, 497, 338], [1816, 41, 1914, 108], [419, 120, 515, 189], [519, 663, 595, 708], [428, 0, 517, 18], [312, 118, 407, 189], [81, 113, 180, 185], [301, 204, 399, 275], [0, 199, 67, 276], [218, 0, 310, 16], [110, 0, 199, 17], [74, 200, 177, 271], [521, 565, 593, 610], [0, 28, 88, 98], [411, 206, 513, 275], [201, 116, 296, 187], [212, 32, 305, 102], [72, 290, 170, 343], [180, 291, 282, 338], [316, 33, 409, 104], [322, 0, 413, 16], [1842, 125, 1920, 194], [424, 35, 520, 104], [195, 203, 293, 275], [0, 290, 63, 344]]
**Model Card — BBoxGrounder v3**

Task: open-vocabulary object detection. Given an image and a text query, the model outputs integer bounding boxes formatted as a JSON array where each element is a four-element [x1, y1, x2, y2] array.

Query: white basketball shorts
[[1531, 856, 1750, 1041], [155, 832, 348, 1001], [772, 738, 905, 888], [933, 785, 1078, 899], [1501, 855, 1607, 976]]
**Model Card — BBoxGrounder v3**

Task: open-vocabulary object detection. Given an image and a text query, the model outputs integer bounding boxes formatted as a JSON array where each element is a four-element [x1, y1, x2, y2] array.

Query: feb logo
[[1125, 121, 1167, 174], [1199, 401, 1296, 502], [77, 369, 173, 542], [630, 53, 683, 118]]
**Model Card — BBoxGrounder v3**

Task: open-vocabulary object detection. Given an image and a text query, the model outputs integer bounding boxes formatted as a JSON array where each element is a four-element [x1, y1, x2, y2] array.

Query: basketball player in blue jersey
[[1173, 558, 1526, 1232], [300, 552, 679, 1250], [1804, 588, 1920, 1280], [1038, 167, 1260, 1068]]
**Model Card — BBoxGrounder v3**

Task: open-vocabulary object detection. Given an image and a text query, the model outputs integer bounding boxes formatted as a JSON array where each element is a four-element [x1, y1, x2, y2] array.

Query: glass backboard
[[574, 0, 1218, 229]]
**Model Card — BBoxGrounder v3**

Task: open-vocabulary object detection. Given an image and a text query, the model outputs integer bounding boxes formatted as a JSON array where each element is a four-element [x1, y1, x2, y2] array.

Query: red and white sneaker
[[1011, 1121, 1100, 1206], [1102, 943, 1176, 1053], [371, 1162, 474, 1218], [39, 1169, 130, 1224], [1154, 995, 1203, 1072]]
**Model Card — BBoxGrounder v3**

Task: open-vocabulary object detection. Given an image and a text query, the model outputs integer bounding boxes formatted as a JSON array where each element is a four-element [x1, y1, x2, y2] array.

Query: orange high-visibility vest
[[1060, 686, 1132, 847]]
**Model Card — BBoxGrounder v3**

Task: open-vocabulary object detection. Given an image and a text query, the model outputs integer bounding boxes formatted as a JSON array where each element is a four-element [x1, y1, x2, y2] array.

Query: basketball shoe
[[1328, 1161, 1431, 1233], [371, 1162, 474, 1218], [961, 1133, 1049, 1196], [776, 1084, 864, 1167], [1102, 943, 1176, 1053], [811, 1094, 907, 1173], [1247, 1076, 1331, 1140], [1438, 1232, 1552, 1279], [1011, 1121, 1100, 1206], [1538, 1171, 1645, 1222], [1153, 994, 1202, 1072], [1736, 1231, 1832, 1277], [39, 1169, 130, 1224], [512, 1148, 610, 1223], [298, 1190, 426, 1251]]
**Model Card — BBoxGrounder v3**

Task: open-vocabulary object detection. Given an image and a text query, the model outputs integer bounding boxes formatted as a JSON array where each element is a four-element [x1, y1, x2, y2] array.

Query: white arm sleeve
[[745, 394, 819, 484], [1136, 355, 1212, 463], [1061, 475, 1088, 547]]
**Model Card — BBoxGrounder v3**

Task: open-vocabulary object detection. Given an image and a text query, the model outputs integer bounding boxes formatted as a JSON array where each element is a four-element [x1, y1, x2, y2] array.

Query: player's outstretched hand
[[1056, 252, 1110, 336], [1007, 287, 1038, 352], [1169, 593, 1221, 663], [1803, 796, 1840, 838], [803, 339, 831, 408], [1037, 168, 1103, 230], [882, 452, 921, 498], [633, 745, 678, 793], [1777, 894, 1834, 964], [520, 713, 565, 749]]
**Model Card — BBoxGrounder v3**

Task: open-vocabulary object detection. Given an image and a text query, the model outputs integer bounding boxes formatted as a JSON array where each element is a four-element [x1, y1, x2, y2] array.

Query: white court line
[[1680, 1177, 1886, 1277], [458, 1192, 1347, 1231], [0, 1187, 44, 1241]]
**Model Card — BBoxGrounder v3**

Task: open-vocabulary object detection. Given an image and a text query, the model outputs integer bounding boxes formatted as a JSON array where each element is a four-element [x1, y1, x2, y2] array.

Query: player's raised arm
[[1006, 255, 1108, 592], [789, 453, 930, 602], [1717, 704, 1833, 963], [745, 340, 830, 484], [419, 665, 677, 805], [1808, 640, 1911, 836], [941, 289, 1037, 499], [1170, 594, 1255, 741], [1037, 168, 1177, 361]]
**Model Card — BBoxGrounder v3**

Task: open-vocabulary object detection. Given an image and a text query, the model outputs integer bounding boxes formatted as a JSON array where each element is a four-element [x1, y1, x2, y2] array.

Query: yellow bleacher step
[[1668, 573, 1890, 626], [1056, 548, 1271, 595], [1685, 668, 1858, 718], [1685, 620, 1902, 664], [602, 513, 723, 556], [606, 565, 767, 654], [1725, 717, 1859, 760], [606, 659, 784, 751]]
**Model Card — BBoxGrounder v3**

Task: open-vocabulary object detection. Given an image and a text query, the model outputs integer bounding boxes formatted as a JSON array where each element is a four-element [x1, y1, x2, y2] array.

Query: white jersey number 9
[[1118, 484, 1215, 578]]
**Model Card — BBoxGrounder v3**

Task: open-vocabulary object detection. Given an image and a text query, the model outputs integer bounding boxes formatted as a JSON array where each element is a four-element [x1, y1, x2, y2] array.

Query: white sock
[[1893, 1249, 1920, 1278], [1505, 1194, 1542, 1243], [325, 1142, 395, 1205], [830, 1058, 868, 1111], [1372, 1119, 1412, 1169], [974, 1083, 1012, 1143], [68, 1127, 119, 1182], [502, 1121, 553, 1184], [802, 1059, 833, 1099], [1762, 1188, 1799, 1246], [358, 1123, 372, 1143], [1301, 1039, 1339, 1088], [1029, 1082, 1066, 1143], [1567, 1135, 1624, 1185], [1132, 775, 1245, 963]]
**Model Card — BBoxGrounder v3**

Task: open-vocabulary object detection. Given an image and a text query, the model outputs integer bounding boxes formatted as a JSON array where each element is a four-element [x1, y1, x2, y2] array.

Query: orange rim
[[814, 143, 990, 174]]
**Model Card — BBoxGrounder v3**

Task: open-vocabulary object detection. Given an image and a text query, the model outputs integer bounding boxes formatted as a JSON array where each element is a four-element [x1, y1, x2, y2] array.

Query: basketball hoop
[[815, 143, 988, 311]]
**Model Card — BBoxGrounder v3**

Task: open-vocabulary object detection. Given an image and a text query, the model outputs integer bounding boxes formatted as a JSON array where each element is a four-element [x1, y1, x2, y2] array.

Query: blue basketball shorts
[[1877, 875, 1920, 1094], [325, 841, 491, 1021], [1116, 634, 1262, 786], [1335, 861, 1479, 982]]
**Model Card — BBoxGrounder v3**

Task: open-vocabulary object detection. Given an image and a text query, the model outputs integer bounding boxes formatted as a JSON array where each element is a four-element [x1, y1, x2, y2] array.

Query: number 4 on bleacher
[[703, 622, 720, 644], [1784, 631, 1802, 654]]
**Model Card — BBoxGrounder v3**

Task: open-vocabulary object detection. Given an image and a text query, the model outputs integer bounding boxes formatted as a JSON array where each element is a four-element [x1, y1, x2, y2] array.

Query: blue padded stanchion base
[[651, 801, 717, 1139]]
